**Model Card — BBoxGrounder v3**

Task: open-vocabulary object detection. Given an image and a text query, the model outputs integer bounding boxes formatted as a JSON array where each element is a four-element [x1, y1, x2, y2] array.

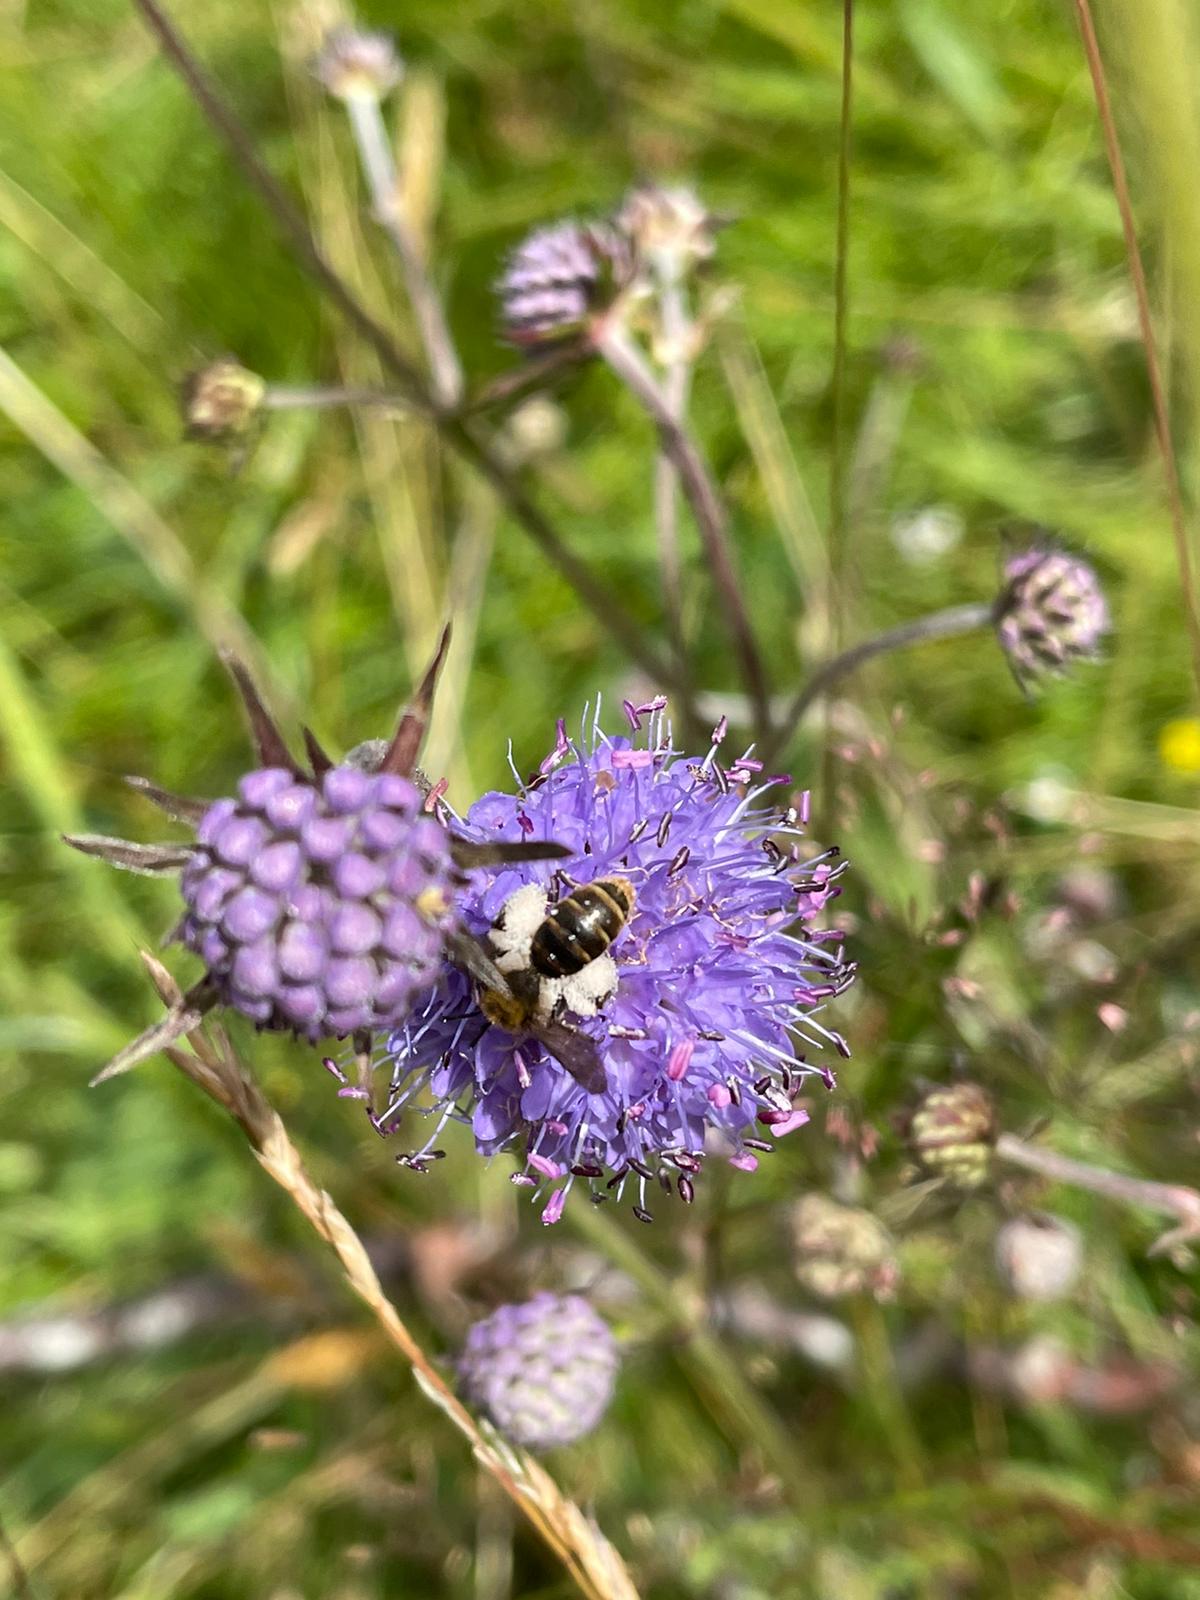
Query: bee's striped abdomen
[[530, 877, 634, 978]]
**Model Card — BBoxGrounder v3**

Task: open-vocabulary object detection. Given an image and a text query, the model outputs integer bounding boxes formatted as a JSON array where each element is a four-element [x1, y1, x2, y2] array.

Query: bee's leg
[[378, 624, 451, 779]]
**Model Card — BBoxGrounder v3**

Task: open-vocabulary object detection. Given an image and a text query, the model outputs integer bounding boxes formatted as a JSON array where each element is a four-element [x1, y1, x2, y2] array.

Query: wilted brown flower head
[[615, 183, 722, 279], [906, 1081, 997, 1190], [791, 1193, 898, 1301], [181, 358, 265, 441]]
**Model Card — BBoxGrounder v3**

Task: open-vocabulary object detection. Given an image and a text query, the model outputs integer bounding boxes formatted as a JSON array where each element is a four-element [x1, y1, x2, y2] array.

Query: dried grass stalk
[[137, 951, 641, 1600]]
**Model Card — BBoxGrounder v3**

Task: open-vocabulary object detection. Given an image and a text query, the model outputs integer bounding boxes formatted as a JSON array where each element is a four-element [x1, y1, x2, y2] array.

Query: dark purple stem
[[130, 0, 681, 700], [597, 324, 770, 740]]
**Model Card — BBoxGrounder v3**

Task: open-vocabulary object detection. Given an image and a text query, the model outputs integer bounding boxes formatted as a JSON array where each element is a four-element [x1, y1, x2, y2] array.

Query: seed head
[[791, 1194, 898, 1301], [383, 702, 854, 1217], [181, 358, 265, 441], [615, 183, 720, 279], [497, 221, 633, 346], [314, 27, 403, 102], [994, 1213, 1083, 1302], [995, 544, 1109, 689], [458, 1292, 618, 1451], [906, 1082, 996, 1190]]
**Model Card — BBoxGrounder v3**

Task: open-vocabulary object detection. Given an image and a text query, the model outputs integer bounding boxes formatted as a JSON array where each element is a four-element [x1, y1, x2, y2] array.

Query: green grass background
[[3, 0, 1200, 1595]]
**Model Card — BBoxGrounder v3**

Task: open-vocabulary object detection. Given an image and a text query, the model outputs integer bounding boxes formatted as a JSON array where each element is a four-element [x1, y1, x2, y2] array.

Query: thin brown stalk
[[137, 954, 640, 1600], [1072, 0, 1200, 700], [829, 0, 854, 571], [129, 0, 681, 699], [995, 1132, 1200, 1257], [597, 324, 769, 736]]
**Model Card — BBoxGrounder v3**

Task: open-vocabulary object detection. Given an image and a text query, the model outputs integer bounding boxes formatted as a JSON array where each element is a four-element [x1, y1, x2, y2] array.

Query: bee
[[447, 877, 636, 1097], [529, 877, 636, 977]]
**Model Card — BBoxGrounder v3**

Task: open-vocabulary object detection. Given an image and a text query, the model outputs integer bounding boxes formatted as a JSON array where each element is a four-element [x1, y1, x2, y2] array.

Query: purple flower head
[[64, 635, 563, 1084], [496, 221, 633, 347], [458, 1292, 618, 1451], [179, 763, 456, 1039], [381, 703, 854, 1220], [995, 544, 1109, 689]]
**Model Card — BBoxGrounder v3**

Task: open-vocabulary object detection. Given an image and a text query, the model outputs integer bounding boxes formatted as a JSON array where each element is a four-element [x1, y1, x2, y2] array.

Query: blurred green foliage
[[3, 0, 1200, 1595]]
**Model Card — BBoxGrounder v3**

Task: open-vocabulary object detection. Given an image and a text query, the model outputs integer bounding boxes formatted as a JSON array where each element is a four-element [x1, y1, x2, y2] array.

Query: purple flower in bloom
[[380, 702, 854, 1220], [458, 1292, 618, 1450], [995, 544, 1109, 689]]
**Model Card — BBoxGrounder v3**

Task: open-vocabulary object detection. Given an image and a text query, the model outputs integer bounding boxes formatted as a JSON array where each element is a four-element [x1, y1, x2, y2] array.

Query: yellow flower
[[1158, 718, 1200, 774]]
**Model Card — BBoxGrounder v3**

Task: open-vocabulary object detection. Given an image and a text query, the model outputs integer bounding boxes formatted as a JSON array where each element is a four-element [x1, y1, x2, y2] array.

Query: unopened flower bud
[[181, 358, 265, 441], [497, 221, 633, 347], [995, 544, 1109, 689], [615, 182, 720, 279], [994, 1213, 1083, 1302], [314, 27, 403, 102], [791, 1193, 898, 1301], [458, 1292, 619, 1451], [906, 1082, 996, 1190]]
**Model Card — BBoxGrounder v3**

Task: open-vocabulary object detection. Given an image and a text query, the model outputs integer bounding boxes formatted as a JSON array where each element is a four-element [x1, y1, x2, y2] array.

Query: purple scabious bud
[[179, 764, 455, 1039], [458, 1292, 618, 1450], [382, 702, 854, 1219], [496, 221, 632, 347], [995, 545, 1109, 689]]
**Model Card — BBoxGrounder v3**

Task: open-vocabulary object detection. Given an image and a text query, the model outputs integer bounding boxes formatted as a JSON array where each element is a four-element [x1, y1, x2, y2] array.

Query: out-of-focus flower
[[458, 1292, 618, 1450], [994, 545, 1109, 690], [181, 358, 265, 441], [496, 221, 633, 346], [889, 505, 964, 568], [1159, 718, 1200, 776], [906, 1082, 996, 1190], [313, 26, 403, 102], [383, 702, 854, 1219], [791, 1193, 898, 1301], [995, 1213, 1083, 1302], [615, 183, 721, 279]]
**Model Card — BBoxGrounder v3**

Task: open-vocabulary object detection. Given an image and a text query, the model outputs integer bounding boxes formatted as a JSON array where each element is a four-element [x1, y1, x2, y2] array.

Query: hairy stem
[[130, 0, 680, 698], [995, 1132, 1200, 1256], [344, 93, 464, 407], [762, 600, 994, 765], [597, 323, 769, 738]]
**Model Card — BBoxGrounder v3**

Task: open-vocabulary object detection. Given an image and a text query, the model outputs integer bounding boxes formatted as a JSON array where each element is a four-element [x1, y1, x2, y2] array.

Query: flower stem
[[138, 953, 641, 1600], [263, 383, 412, 412], [652, 267, 692, 679], [344, 93, 464, 408], [995, 1133, 1200, 1257], [762, 600, 994, 765], [130, 0, 682, 701], [596, 322, 770, 739]]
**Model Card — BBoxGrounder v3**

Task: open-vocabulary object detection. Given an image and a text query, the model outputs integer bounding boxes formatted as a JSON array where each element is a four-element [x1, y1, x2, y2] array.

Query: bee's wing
[[444, 928, 512, 993], [533, 1018, 608, 1097], [449, 837, 573, 870]]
